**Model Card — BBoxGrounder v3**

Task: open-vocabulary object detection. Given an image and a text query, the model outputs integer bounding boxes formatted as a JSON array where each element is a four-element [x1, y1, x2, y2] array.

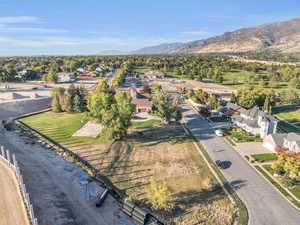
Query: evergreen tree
[[51, 96, 62, 112]]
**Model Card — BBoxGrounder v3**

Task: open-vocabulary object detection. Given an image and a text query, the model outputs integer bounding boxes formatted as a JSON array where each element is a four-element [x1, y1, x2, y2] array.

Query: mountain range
[[104, 18, 300, 55]]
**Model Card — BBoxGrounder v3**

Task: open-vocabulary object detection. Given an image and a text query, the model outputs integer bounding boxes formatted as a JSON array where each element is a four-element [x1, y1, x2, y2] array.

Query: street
[[182, 105, 300, 225]]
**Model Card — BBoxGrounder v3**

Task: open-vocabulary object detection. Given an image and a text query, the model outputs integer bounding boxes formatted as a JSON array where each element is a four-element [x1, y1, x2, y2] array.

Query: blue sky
[[0, 0, 299, 56]]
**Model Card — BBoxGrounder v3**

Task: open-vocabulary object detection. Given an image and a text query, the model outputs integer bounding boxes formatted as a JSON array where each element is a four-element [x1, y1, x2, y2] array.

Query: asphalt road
[[181, 105, 300, 225]]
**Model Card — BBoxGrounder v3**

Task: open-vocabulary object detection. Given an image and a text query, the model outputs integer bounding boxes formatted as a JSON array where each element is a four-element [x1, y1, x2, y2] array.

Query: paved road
[[0, 160, 30, 225], [182, 105, 300, 225]]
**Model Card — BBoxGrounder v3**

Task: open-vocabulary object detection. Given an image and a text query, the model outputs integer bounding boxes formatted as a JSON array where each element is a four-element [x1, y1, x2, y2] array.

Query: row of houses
[[223, 102, 300, 154]]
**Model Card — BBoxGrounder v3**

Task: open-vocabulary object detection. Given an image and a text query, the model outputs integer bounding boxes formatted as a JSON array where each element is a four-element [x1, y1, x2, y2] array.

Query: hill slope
[[131, 42, 184, 55], [170, 18, 300, 54]]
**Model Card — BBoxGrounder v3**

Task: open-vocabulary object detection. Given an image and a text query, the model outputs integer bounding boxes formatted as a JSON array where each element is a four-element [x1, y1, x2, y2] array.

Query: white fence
[[0, 145, 38, 225]]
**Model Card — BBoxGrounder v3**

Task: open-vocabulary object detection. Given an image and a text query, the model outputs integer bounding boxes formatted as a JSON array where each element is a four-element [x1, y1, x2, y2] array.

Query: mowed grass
[[251, 153, 278, 162], [21, 112, 235, 225], [20, 112, 106, 147], [133, 66, 152, 73], [273, 105, 300, 127]]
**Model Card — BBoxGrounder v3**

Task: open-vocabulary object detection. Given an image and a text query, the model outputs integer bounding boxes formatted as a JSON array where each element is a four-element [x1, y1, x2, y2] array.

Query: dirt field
[[0, 160, 30, 225], [157, 79, 236, 99], [21, 112, 235, 225]]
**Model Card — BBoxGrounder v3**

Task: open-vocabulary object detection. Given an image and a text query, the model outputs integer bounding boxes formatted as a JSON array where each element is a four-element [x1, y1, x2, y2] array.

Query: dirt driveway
[[0, 160, 30, 225]]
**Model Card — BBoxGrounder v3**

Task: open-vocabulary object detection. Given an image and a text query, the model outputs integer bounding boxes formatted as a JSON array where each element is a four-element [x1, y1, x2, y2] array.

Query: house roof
[[264, 133, 287, 147], [226, 102, 243, 111], [241, 106, 277, 122], [285, 132, 300, 142], [132, 98, 152, 108]]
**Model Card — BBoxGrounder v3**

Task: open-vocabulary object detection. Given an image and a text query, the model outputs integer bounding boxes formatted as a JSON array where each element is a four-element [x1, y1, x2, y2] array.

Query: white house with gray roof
[[263, 133, 300, 153], [232, 106, 277, 138]]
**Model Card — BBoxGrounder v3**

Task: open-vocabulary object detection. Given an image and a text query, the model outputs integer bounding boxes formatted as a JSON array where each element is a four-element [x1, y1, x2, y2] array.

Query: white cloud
[[0, 16, 39, 24], [181, 31, 210, 36], [0, 25, 67, 33]]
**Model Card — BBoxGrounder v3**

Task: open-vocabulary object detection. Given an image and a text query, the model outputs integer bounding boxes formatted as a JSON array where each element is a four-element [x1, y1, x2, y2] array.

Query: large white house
[[232, 106, 277, 138], [263, 133, 300, 153]]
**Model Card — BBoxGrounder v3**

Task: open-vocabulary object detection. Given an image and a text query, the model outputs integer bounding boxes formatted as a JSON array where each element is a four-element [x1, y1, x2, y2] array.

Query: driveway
[[181, 105, 300, 225], [235, 142, 273, 156]]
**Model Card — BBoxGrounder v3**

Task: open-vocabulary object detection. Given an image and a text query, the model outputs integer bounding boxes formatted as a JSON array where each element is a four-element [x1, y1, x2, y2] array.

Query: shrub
[[147, 178, 175, 212]]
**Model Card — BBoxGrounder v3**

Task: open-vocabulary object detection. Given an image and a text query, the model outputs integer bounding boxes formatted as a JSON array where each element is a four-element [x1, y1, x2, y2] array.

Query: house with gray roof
[[263, 132, 300, 153], [232, 106, 277, 138]]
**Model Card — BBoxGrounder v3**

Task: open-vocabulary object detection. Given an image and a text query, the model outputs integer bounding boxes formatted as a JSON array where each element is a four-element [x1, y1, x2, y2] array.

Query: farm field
[[0, 161, 30, 225], [21, 112, 235, 225]]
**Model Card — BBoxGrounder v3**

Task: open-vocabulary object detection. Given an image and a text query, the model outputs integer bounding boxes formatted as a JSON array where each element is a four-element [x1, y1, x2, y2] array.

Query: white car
[[215, 129, 225, 137]]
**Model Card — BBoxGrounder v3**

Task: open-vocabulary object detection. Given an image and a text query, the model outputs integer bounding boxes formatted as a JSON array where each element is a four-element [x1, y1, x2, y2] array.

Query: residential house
[[130, 87, 152, 113], [263, 133, 300, 153], [57, 72, 76, 83], [232, 106, 277, 138], [144, 71, 165, 80]]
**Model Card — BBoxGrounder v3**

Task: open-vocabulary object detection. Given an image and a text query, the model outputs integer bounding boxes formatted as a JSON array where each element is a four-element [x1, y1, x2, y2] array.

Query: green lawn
[[277, 121, 300, 134], [133, 66, 152, 73], [251, 153, 278, 162], [20, 112, 105, 147], [273, 105, 300, 127], [209, 116, 231, 123], [222, 127, 262, 142], [131, 119, 161, 127]]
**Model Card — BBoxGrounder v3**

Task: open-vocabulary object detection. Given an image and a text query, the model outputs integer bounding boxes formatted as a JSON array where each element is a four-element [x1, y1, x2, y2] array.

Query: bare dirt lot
[[0, 160, 30, 225]]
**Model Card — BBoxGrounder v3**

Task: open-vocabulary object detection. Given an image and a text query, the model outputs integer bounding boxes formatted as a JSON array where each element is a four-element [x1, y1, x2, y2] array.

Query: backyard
[[21, 112, 235, 225], [273, 105, 300, 128]]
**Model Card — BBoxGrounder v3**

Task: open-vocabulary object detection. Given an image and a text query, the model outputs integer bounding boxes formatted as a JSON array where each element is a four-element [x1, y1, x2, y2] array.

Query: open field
[[0, 161, 30, 225], [21, 112, 235, 225]]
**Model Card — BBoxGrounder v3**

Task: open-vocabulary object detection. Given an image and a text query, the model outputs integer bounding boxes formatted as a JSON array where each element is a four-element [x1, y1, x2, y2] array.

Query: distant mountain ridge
[[170, 18, 300, 54], [129, 18, 300, 55], [130, 42, 184, 55]]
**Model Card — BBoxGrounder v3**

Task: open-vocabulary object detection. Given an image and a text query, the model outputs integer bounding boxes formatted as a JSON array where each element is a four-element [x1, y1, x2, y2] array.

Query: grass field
[[133, 66, 152, 73], [21, 112, 235, 225], [273, 105, 300, 128]]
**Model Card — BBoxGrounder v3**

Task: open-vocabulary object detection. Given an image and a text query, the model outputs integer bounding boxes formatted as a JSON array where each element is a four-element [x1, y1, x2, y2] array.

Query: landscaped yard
[[273, 105, 300, 128], [209, 116, 231, 123], [263, 165, 300, 204], [251, 153, 278, 162], [277, 121, 300, 134], [21, 112, 235, 225], [222, 127, 262, 143]]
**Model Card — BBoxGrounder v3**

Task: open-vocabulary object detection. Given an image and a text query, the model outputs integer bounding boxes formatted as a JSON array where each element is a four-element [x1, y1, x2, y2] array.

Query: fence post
[[6, 150, 11, 165], [1, 146, 5, 159], [12, 154, 17, 167]]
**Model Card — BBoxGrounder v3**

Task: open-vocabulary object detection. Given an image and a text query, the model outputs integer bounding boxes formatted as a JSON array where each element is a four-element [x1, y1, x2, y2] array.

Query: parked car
[[215, 160, 231, 169], [215, 129, 225, 137]]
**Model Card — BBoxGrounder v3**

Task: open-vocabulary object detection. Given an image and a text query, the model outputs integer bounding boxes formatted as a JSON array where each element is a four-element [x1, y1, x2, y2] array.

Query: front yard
[[21, 112, 235, 225], [251, 153, 278, 162], [222, 127, 262, 143]]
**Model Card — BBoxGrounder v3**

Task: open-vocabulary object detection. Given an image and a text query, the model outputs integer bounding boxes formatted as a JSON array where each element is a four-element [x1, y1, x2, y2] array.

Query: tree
[[67, 84, 76, 97], [209, 95, 219, 110], [51, 96, 62, 112], [44, 69, 58, 83], [73, 94, 82, 112], [263, 95, 272, 113], [60, 95, 72, 112], [152, 90, 182, 124], [51, 87, 65, 97], [87, 89, 135, 140], [147, 178, 175, 212], [230, 93, 238, 104]]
